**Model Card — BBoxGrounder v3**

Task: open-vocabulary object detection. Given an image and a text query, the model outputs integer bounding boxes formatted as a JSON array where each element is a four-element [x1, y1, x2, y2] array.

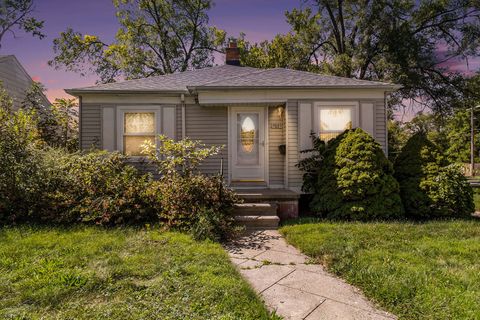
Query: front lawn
[[0, 226, 276, 319], [280, 220, 480, 319], [473, 187, 480, 211]]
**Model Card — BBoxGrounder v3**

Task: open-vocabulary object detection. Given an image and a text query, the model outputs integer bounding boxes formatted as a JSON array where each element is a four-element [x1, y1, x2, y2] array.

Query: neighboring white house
[[0, 55, 50, 111], [65, 42, 399, 194]]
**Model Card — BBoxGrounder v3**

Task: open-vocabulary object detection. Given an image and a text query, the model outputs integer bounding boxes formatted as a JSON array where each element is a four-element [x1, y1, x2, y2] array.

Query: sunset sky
[[1, 0, 478, 102]]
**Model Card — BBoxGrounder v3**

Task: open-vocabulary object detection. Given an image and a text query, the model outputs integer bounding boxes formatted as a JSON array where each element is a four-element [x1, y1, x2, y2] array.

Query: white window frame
[[313, 101, 359, 139], [116, 106, 162, 159]]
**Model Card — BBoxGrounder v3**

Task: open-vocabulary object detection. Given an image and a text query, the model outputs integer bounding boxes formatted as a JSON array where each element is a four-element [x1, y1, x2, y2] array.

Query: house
[[0, 55, 50, 110], [65, 42, 398, 222]]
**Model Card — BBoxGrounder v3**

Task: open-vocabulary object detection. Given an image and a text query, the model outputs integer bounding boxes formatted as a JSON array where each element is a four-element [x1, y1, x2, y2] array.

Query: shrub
[[142, 135, 238, 240], [431, 164, 474, 217], [1, 84, 237, 240], [296, 133, 326, 193], [0, 96, 46, 222], [0, 146, 161, 225], [394, 133, 474, 218], [308, 128, 404, 220], [44, 150, 161, 225]]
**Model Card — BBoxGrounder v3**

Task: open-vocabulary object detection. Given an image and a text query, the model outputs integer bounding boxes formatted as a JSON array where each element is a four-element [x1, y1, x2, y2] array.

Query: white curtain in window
[[320, 108, 352, 131], [123, 112, 155, 156], [124, 112, 155, 134]]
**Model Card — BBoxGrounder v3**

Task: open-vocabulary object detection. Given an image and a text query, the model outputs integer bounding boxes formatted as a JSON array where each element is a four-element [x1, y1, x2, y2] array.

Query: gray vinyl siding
[[81, 104, 102, 150], [286, 98, 388, 191], [78, 94, 388, 189], [268, 106, 285, 186], [185, 104, 228, 176], [0, 63, 29, 110], [287, 100, 302, 189], [0, 57, 49, 110], [374, 99, 387, 152]]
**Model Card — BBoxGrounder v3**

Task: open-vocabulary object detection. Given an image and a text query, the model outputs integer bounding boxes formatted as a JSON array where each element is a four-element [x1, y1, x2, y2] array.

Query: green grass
[[280, 219, 480, 320], [473, 188, 480, 211], [0, 226, 276, 320]]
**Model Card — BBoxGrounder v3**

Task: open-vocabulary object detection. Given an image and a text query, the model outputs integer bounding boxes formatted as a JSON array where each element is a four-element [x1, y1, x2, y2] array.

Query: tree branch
[[324, 1, 343, 53]]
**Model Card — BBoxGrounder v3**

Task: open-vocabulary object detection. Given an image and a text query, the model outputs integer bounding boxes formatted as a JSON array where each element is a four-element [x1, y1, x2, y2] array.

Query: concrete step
[[233, 203, 278, 216], [234, 215, 280, 230], [235, 189, 300, 203]]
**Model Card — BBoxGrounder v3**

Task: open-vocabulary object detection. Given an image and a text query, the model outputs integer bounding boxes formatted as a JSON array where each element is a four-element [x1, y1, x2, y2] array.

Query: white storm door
[[230, 107, 266, 182]]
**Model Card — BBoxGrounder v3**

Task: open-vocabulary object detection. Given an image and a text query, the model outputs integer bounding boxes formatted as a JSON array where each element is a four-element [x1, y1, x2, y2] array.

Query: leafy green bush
[[296, 133, 326, 193], [394, 133, 474, 218], [1, 147, 161, 225], [307, 128, 404, 220], [142, 135, 238, 240], [43, 150, 161, 225], [0, 93, 46, 222], [1, 84, 237, 240], [431, 164, 475, 217]]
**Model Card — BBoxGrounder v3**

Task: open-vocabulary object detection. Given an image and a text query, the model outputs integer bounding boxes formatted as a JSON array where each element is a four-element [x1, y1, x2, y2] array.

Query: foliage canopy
[[0, 0, 44, 50], [241, 1, 480, 113], [49, 0, 226, 83], [394, 132, 474, 218], [305, 128, 404, 220]]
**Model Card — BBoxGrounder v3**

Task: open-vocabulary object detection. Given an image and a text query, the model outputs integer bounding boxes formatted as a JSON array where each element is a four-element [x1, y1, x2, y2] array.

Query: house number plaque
[[270, 122, 283, 129]]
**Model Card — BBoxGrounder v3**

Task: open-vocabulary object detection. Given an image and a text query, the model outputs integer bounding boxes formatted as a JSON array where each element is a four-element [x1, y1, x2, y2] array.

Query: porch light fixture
[[276, 105, 284, 118]]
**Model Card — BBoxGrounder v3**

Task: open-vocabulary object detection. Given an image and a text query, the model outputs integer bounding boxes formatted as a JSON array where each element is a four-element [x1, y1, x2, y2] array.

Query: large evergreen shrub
[[309, 128, 404, 220], [394, 133, 474, 218], [394, 132, 443, 218]]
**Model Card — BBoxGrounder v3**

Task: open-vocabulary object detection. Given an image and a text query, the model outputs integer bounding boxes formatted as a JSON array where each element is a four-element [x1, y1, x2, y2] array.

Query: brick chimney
[[225, 40, 240, 66]]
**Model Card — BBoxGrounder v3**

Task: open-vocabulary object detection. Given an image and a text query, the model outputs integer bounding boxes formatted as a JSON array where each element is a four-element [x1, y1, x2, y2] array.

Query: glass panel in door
[[236, 113, 259, 165]]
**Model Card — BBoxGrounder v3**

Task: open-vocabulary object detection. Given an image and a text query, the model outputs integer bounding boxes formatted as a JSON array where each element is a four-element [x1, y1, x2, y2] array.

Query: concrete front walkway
[[225, 230, 396, 320]]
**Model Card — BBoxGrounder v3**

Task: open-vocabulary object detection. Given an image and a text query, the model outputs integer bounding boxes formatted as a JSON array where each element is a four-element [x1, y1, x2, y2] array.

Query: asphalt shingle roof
[[65, 65, 397, 94]]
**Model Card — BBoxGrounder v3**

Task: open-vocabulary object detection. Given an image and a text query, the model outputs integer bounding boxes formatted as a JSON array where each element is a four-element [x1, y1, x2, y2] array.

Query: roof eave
[[64, 88, 189, 96], [189, 84, 401, 91]]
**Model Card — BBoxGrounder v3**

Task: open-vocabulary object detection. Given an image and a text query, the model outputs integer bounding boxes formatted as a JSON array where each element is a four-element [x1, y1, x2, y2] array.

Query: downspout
[[285, 102, 289, 188], [78, 95, 82, 151], [181, 93, 186, 139]]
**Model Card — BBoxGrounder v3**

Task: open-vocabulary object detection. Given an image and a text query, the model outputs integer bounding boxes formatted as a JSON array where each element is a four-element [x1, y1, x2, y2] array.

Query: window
[[237, 113, 259, 165], [314, 103, 358, 142], [123, 112, 155, 156]]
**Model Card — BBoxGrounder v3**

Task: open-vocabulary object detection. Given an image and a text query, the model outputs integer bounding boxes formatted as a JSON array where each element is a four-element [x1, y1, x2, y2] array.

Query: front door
[[230, 107, 266, 183]]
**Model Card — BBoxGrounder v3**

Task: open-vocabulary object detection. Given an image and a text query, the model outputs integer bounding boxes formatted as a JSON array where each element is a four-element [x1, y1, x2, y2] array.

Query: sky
[[1, 0, 299, 101], [1, 0, 478, 103]]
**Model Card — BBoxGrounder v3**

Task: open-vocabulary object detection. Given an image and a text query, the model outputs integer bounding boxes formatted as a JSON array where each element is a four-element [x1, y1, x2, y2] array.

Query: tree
[[387, 119, 410, 160], [241, 1, 480, 113], [238, 33, 314, 70], [309, 128, 404, 220], [390, 108, 480, 164], [52, 98, 79, 151], [0, 0, 44, 50], [49, 0, 226, 83], [0, 81, 12, 112], [394, 133, 443, 218], [394, 133, 474, 218], [444, 109, 479, 163], [21, 82, 58, 144], [0, 82, 43, 220]]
